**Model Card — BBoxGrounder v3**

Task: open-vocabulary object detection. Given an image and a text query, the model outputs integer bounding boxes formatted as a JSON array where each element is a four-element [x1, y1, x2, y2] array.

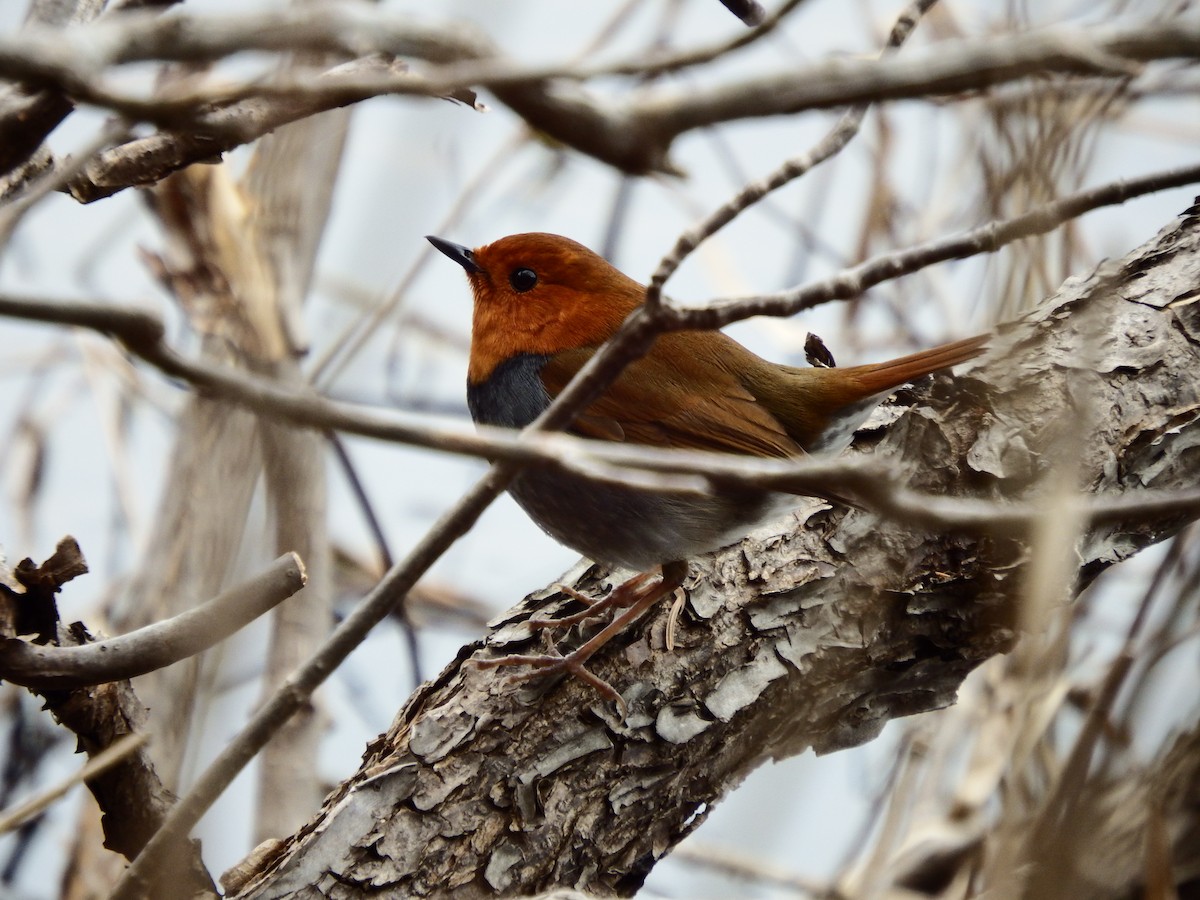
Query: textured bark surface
[[232, 205, 1200, 898]]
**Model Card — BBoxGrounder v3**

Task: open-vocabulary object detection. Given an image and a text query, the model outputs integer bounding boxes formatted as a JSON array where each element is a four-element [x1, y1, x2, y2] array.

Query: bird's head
[[428, 232, 645, 384]]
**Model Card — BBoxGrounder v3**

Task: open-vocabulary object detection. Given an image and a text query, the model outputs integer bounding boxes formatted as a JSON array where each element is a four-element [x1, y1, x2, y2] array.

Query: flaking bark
[[231, 205, 1200, 898]]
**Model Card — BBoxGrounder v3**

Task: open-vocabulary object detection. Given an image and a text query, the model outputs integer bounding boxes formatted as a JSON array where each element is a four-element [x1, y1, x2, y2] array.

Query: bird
[[428, 231, 985, 708]]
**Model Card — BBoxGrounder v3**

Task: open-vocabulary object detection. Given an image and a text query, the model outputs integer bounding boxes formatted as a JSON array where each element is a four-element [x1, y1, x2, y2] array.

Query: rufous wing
[[540, 334, 804, 459]]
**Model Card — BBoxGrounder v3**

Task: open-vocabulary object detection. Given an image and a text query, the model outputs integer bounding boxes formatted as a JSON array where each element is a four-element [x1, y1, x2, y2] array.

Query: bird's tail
[[844, 333, 987, 396]]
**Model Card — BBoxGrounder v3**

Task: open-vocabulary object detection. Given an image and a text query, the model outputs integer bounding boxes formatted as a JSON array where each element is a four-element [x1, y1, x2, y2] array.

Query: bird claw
[[472, 650, 627, 716], [474, 562, 686, 716], [527, 572, 656, 631], [553, 582, 600, 607]]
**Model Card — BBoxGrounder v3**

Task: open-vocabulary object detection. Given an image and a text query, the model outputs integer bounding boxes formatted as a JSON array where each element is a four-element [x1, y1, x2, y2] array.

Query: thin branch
[[621, 0, 806, 78], [671, 842, 824, 896], [64, 55, 422, 203], [0, 117, 130, 244], [2, 9, 1183, 103], [0, 293, 932, 514], [0, 553, 306, 690], [643, 0, 938, 309], [0, 733, 148, 835], [658, 160, 1200, 329], [328, 433, 423, 686]]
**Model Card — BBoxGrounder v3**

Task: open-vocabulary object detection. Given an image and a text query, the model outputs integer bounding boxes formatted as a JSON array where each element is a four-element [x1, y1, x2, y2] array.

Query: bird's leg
[[528, 571, 657, 630], [475, 560, 689, 714]]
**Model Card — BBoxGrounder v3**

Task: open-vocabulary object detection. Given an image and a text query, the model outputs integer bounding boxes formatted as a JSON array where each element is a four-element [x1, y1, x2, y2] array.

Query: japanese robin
[[429, 232, 984, 706]]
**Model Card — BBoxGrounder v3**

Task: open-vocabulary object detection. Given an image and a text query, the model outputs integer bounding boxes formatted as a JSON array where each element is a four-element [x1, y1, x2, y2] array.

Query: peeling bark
[[231, 207, 1200, 898]]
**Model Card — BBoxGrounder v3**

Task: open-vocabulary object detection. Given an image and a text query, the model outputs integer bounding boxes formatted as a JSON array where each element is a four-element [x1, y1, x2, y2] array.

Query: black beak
[[426, 235, 483, 274]]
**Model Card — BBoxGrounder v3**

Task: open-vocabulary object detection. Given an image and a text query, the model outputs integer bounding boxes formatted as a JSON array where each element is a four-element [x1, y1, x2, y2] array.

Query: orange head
[[427, 233, 644, 385]]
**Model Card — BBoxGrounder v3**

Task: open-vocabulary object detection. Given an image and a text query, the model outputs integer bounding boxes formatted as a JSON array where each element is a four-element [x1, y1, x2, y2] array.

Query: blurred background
[[1, 0, 1199, 896]]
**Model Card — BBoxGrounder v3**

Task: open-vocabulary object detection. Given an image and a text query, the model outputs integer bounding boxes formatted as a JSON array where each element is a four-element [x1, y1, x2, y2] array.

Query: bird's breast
[[467, 353, 552, 429], [508, 468, 791, 570]]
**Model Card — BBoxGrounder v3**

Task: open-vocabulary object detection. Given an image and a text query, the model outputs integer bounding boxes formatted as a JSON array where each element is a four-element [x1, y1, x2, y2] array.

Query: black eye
[[509, 268, 537, 292]]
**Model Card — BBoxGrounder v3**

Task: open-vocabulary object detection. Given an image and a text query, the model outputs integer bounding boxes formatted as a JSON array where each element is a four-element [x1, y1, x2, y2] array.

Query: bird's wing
[[540, 337, 803, 458]]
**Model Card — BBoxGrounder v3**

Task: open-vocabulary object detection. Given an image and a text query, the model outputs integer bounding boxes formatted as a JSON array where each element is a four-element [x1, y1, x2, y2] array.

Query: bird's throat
[[467, 353, 552, 429]]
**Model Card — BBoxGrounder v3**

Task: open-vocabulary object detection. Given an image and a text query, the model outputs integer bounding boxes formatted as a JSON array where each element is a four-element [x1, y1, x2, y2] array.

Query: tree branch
[[0, 10, 1196, 193], [0, 553, 306, 690]]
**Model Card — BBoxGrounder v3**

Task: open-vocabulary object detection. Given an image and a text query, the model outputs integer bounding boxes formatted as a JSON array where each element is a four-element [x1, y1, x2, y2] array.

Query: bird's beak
[[426, 235, 483, 274]]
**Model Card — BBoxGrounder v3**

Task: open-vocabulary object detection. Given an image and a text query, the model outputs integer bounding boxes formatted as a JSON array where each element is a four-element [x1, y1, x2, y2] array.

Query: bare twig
[[658, 160, 1200, 329], [328, 433, 423, 686], [0, 553, 306, 690], [66, 55, 419, 203], [0, 733, 148, 835], [617, 0, 806, 78], [643, 0, 938, 310], [672, 841, 824, 895], [0, 117, 130, 244]]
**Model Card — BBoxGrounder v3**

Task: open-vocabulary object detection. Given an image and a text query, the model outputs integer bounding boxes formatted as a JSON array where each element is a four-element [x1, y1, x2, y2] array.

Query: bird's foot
[[474, 647, 626, 714], [527, 571, 656, 631], [474, 561, 689, 715]]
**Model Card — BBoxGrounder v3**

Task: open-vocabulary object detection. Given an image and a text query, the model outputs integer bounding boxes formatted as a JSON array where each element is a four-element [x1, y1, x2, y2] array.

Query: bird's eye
[[509, 268, 538, 292]]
